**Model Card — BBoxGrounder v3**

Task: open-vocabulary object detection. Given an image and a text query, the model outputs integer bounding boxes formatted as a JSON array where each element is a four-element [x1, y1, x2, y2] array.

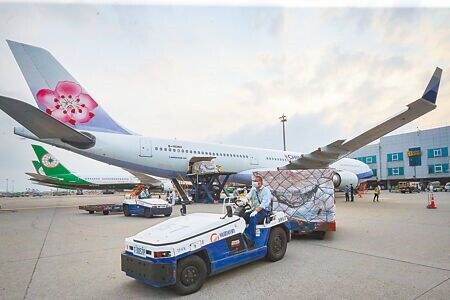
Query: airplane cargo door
[[139, 138, 152, 157]]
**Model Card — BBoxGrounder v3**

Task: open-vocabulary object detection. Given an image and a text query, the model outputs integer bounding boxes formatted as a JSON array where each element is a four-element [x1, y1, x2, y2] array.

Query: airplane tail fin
[[31, 144, 71, 176], [7, 40, 131, 135], [32, 160, 42, 174]]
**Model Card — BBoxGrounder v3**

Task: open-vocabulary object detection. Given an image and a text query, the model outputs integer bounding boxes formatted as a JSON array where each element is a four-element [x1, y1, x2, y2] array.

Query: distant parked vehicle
[[428, 181, 443, 192], [398, 181, 420, 193], [444, 182, 450, 192]]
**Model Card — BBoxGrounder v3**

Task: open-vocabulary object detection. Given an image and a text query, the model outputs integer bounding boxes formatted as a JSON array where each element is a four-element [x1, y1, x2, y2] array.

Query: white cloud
[[0, 5, 449, 191]]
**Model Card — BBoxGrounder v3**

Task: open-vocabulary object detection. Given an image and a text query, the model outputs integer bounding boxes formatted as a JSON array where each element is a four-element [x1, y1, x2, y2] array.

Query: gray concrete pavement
[[0, 192, 449, 299]]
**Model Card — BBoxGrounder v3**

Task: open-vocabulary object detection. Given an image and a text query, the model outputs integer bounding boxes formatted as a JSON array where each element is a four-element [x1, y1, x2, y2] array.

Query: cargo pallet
[[79, 203, 123, 215]]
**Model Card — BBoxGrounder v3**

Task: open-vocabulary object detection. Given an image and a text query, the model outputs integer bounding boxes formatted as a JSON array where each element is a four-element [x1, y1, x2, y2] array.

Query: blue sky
[[1, 3, 450, 191]]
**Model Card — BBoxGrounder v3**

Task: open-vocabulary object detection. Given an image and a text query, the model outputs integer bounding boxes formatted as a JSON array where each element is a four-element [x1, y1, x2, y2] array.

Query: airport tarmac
[[0, 192, 449, 299]]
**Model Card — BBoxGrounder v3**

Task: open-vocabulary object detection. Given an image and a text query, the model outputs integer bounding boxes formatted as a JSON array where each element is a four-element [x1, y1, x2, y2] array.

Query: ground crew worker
[[139, 187, 149, 199], [345, 185, 350, 202], [373, 184, 381, 202], [244, 175, 271, 244], [170, 190, 177, 205], [350, 184, 354, 202]]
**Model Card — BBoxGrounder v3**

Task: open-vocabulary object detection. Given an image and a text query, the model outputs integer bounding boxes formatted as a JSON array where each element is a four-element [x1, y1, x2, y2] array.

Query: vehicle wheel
[[103, 210, 109, 215], [311, 231, 326, 240], [174, 255, 207, 295], [89, 211, 94, 214], [123, 204, 131, 217], [266, 226, 287, 262], [164, 213, 171, 217], [144, 208, 152, 218]]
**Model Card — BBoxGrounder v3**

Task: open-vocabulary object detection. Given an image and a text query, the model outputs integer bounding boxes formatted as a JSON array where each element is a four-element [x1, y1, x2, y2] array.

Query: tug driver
[[244, 175, 271, 242]]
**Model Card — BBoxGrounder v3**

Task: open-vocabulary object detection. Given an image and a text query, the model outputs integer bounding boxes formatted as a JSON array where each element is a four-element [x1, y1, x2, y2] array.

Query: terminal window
[[434, 149, 442, 157], [387, 152, 403, 162], [428, 163, 449, 174], [428, 147, 448, 158], [388, 167, 404, 176]]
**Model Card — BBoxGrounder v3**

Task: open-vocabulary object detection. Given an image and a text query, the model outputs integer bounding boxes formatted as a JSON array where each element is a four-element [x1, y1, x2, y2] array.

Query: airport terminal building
[[349, 125, 450, 188]]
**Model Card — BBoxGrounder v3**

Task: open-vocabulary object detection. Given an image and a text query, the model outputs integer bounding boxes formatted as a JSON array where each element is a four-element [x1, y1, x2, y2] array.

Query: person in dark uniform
[[344, 185, 350, 202], [350, 184, 354, 202]]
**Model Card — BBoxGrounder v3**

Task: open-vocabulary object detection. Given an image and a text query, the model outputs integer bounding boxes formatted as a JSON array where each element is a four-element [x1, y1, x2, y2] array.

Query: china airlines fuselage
[[18, 128, 372, 185]]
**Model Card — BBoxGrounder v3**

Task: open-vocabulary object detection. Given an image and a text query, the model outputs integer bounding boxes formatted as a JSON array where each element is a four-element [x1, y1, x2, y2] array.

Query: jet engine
[[332, 170, 358, 190]]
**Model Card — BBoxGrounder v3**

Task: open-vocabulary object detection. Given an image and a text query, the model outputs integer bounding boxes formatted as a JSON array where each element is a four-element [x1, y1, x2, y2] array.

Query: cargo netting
[[255, 169, 335, 223]]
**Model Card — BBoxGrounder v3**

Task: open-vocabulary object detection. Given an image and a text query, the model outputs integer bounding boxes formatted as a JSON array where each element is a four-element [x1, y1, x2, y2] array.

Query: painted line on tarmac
[[312, 243, 450, 272], [0, 247, 123, 265], [413, 277, 450, 300], [23, 207, 57, 300], [5, 205, 80, 210]]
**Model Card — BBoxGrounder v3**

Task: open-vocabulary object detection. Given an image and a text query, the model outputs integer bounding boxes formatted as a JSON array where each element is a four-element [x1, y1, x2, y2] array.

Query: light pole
[[5, 179, 8, 193], [279, 113, 287, 151]]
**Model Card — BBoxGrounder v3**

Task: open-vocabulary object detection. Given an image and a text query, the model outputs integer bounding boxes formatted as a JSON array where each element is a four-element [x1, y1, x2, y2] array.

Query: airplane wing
[[26, 172, 104, 189], [30, 180, 66, 189], [282, 67, 442, 170], [123, 169, 164, 187], [26, 172, 71, 188], [26, 172, 62, 182], [0, 96, 94, 146]]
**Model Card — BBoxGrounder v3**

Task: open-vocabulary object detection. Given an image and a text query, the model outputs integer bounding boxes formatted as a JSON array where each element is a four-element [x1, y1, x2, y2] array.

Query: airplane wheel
[[123, 205, 131, 217], [144, 208, 153, 218], [174, 255, 207, 295], [266, 226, 287, 262]]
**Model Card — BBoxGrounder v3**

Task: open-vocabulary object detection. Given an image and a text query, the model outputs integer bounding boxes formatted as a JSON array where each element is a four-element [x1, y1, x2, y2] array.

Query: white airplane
[[27, 144, 174, 191], [0, 41, 442, 190]]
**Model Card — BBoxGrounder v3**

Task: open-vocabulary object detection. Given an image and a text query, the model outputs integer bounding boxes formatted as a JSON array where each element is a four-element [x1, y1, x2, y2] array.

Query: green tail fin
[[31, 144, 71, 177], [32, 160, 42, 174]]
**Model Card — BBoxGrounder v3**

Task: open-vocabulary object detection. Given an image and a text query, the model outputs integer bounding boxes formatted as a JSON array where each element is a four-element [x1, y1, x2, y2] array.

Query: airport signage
[[407, 150, 421, 157]]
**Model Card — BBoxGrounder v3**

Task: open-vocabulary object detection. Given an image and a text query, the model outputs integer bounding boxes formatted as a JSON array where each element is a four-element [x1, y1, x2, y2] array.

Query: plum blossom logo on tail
[[36, 81, 98, 125]]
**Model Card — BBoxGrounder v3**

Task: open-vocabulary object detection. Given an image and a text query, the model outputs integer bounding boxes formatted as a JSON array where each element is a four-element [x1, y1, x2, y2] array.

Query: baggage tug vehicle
[[121, 203, 290, 295], [122, 198, 172, 218]]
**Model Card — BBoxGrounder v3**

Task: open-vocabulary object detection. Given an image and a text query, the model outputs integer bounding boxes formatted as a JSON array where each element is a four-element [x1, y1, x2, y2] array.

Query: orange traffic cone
[[427, 194, 437, 209]]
